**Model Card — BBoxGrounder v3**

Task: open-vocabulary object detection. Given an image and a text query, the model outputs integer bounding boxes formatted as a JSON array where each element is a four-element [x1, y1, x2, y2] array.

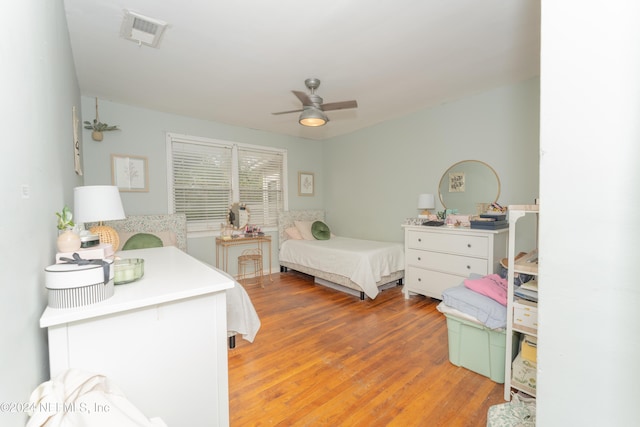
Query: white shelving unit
[[504, 204, 539, 401]]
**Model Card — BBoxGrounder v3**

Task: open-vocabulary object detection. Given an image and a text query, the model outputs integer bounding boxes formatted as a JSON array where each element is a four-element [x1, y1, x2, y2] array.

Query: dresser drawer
[[405, 267, 467, 300], [406, 230, 489, 258], [406, 248, 488, 276]]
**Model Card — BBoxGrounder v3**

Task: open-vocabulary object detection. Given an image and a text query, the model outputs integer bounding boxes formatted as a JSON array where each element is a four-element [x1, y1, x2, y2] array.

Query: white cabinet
[[402, 225, 508, 300], [40, 246, 234, 427], [504, 205, 539, 400]]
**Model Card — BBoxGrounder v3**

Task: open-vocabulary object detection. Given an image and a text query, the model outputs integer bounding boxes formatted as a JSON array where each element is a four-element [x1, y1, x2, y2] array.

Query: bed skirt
[[280, 261, 403, 300]]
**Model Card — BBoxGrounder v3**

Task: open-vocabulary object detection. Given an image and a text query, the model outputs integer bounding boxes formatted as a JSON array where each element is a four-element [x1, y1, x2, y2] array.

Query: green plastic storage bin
[[444, 313, 506, 383]]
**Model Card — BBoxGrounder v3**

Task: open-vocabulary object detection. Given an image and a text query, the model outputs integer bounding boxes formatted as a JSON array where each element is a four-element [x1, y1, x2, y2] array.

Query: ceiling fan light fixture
[[299, 107, 328, 127], [273, 78, 357, 126]]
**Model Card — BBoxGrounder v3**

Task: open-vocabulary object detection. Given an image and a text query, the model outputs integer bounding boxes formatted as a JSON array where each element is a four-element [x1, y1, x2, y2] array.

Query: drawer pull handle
[[418, 238, 422, 242], [467, 243, 471, 248], [466, 265, 471, 269], [418, 278, 422, 282], [417, 257, 421, 261]]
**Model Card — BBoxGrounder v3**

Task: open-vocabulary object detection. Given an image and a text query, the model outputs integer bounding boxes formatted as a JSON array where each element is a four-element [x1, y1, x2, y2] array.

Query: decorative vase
[[57, 229, 81, 252], [92, 130, 103, 141]]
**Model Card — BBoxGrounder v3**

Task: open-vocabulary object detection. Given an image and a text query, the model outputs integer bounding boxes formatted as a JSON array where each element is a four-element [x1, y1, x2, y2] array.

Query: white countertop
[[40, 246, 234, 328]]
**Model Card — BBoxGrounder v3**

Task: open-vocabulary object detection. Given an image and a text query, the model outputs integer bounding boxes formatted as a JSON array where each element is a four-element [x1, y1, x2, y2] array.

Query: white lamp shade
[[417, 193, 435, 210], [74, 185, 126, 223]]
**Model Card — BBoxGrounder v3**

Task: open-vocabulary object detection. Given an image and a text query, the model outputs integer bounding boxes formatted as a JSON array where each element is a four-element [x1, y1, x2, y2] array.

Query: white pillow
[[285, 227, 303, 240], [294, 220, 315, 240]]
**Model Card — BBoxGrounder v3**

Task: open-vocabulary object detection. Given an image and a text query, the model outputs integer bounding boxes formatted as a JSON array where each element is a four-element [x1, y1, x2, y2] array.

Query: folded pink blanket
[[464, 274, 508, 306]]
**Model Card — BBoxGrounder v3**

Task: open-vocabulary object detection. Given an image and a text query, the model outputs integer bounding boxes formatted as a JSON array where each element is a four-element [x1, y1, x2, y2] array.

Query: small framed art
[[448, 172, 465, 193], [111, 154, 148, 192], [298, 172, 314, 196]]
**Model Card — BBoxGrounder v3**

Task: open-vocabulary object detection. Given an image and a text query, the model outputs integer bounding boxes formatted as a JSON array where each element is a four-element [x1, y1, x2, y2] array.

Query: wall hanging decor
[[448, 172, 465, 193], [72, 106, 83, 175], [298, 172, 314, 196], [111, 154, 148, 192], [84, 97, 119, 141]]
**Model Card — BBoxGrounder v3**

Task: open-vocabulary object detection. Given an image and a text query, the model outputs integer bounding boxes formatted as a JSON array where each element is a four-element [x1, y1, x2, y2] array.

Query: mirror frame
[[437, 160, 501, 213], [228, 203, 250, 230]]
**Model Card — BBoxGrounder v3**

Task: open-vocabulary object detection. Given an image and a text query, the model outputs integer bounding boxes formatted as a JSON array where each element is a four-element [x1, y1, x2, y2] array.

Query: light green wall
[[324, 78, 540, 245], [0, 1, 83, 425]]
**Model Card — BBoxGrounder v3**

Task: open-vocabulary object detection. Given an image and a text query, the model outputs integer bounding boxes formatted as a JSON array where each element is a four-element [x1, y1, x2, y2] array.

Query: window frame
[[166, 132, 288, 237]]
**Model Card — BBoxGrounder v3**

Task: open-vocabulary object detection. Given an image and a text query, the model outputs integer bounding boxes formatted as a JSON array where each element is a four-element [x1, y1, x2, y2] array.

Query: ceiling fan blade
[[321, 100, 358, 111], [271, 108, 304, 115], [292, 90, 313, 106]]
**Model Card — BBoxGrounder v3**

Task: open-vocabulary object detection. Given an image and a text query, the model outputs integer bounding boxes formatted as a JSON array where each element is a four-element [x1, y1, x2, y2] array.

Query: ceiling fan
[[272, 78, 358, 127]]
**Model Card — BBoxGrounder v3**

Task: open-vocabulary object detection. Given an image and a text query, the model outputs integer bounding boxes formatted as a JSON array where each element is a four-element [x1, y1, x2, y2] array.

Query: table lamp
[[74, 185, 126, 251], [417, 193, 435, 218]]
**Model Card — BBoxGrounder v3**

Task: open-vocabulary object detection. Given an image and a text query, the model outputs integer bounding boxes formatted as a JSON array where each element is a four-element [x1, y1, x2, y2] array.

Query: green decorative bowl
[[113, 258, 144, 285]]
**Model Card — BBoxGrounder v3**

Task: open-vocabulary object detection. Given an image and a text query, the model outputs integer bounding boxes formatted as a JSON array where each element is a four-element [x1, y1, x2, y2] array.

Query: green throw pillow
[[311, 221, 331, 240], [122, 233, 164, 250]]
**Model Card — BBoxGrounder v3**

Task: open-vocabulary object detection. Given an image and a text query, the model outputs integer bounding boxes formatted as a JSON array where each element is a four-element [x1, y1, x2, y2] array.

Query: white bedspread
[[279, 236, 405, 299], [206, 264, 261, 343], [226, 280, 261, 342]]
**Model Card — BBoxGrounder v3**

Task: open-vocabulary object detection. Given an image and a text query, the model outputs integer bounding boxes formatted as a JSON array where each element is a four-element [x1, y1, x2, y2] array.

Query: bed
[[278, 210, 404, 300]]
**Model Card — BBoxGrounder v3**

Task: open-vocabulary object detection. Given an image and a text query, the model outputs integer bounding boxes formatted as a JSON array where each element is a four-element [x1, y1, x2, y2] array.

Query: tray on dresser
[[470, 220, 508, 230]]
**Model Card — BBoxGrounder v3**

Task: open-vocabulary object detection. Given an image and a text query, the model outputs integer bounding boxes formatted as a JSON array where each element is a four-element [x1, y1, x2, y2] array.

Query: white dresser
[[402, 225, 508, 299], [40, 246, 234, 426]]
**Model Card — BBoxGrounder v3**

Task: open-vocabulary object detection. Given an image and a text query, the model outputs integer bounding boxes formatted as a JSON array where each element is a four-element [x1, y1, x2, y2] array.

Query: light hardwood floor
[[228, 271, 505, 426]]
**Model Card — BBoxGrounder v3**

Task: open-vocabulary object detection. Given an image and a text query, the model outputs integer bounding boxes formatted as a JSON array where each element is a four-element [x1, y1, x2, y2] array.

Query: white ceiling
[[63, 0, 540, 141]]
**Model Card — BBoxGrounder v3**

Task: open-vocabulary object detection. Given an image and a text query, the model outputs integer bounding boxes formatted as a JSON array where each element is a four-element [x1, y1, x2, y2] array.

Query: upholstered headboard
[[90, 213, 188, 252], [277, 210, 325, 249]]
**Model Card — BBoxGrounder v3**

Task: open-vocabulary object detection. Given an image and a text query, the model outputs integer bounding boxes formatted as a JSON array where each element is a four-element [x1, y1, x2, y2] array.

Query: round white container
[[45, 259, 114, 309]]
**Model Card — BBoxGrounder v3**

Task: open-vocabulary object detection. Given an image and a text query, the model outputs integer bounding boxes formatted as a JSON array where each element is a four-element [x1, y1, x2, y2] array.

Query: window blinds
[[238, 146, 284, 228], [168, 134, 285, 233], [170, 139, 232, 232]]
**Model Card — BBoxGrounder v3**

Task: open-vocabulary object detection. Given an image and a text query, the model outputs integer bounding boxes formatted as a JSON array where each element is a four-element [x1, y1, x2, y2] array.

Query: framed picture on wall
[[111, 154, 148, 192], [448, 172, 465, 193], [298, 172, 314, 196]]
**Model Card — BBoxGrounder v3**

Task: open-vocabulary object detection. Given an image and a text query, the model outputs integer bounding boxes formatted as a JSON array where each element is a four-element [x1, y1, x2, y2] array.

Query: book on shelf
[[514, 285, 538, 303], [520, 279, 538, 292]]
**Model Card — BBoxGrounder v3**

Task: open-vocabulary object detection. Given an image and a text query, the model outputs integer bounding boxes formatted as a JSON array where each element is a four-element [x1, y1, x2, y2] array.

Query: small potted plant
[[84, 119, 119, 142], [55, 205, 81, 252], [84, 97, 119, 141]]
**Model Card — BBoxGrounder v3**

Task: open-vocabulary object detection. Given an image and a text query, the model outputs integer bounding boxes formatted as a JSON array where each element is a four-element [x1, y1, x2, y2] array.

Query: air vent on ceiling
[[120, 10, 168, 48]]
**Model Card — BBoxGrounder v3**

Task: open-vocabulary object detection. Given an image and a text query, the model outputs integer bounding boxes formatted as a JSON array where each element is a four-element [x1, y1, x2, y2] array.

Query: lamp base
[[89, 224, 120, 252], [418, 209, 432, 218]]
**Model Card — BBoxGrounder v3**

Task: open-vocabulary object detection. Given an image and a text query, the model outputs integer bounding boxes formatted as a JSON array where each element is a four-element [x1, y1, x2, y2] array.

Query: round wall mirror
[[438, 160, 501, 214], [228, 203, 250, 230]]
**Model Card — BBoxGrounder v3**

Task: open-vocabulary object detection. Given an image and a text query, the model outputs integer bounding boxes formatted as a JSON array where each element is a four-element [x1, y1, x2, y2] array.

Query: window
[[167, 133, 287, 234]]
